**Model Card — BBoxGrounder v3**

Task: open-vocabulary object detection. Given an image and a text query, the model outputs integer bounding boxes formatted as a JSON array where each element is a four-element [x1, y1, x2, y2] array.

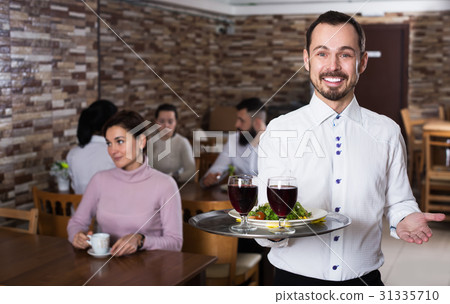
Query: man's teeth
[[324, 77, 342, 82]]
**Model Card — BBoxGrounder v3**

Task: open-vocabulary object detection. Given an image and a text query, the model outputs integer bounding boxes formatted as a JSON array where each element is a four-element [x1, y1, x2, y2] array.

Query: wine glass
[[228, 174, 258, 232], [267, 176, 298, 234]]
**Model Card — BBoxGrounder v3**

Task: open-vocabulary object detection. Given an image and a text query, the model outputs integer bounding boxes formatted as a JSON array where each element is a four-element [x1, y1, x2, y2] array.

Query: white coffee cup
[[87, 233, 110, 254]]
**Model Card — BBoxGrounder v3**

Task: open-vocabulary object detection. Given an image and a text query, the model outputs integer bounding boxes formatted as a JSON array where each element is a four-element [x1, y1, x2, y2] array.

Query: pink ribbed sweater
[[67, 163, 183, 251]]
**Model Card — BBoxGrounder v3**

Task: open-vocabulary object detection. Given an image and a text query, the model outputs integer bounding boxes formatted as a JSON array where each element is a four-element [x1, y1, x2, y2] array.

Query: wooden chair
[[400, 105, 444, 185], [182, 199, 261, 285], [194, 151, 220, 182], [32, 187, 89, 238], [0, 207, 39, 234], [422, 121, 450, 220]]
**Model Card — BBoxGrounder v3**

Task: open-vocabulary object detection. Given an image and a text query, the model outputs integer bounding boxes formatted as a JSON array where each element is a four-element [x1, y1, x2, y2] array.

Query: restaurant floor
[[380, 217, 450, 286]]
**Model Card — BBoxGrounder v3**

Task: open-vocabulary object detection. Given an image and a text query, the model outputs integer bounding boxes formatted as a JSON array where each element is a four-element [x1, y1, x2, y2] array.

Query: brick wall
[[0, 0, 98, 208], [0, 0, 448, 207]]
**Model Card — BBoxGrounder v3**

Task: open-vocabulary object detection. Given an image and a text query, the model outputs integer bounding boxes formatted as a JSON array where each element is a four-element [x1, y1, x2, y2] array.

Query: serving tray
[[188, 209, 351, 239]]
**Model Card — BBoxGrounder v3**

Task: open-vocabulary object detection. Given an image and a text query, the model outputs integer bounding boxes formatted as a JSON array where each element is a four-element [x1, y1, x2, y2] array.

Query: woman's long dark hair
[[77, 100, 117, 147]]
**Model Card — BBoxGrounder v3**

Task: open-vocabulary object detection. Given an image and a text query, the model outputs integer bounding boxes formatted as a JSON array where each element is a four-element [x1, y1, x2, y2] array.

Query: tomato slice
[[255, 211, 265, 220]]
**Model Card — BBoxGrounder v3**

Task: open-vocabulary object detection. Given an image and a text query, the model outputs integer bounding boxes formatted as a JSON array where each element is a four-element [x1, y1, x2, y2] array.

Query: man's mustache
[[320, 72, 348, 79]]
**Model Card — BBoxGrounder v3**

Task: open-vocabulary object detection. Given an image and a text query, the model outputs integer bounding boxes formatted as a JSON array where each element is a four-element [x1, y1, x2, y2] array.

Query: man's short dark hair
[[306, 10, 366, 56], [155, 103, 178, 120], [236, 97, 264, 113]]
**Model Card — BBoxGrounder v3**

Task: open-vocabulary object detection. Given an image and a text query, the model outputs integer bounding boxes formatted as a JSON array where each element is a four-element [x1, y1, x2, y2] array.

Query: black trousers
[[274, 268, 384, 286]]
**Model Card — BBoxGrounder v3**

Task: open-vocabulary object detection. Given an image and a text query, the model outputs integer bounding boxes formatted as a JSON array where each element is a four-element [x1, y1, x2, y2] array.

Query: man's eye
[[117, 140, 124, 144], [341, 53, 352, 58], [106, 142, 111, 147], [317, 52, 326, 57]]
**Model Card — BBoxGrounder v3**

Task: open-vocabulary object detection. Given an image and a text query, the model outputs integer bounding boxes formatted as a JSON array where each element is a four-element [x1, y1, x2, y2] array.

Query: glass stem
[[242, 215, 249, 227], [279, 217, 284, 228]]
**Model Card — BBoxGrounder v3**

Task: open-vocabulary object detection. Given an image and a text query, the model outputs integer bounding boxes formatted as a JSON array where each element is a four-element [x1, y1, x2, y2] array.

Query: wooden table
[[0, 230, 217, 286], [179, 182, 229, 202]]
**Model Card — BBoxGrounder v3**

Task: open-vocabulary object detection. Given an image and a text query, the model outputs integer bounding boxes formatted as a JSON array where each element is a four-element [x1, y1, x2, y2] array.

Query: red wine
[[228, 184, 258, 215], [267, 186, 298, 217]]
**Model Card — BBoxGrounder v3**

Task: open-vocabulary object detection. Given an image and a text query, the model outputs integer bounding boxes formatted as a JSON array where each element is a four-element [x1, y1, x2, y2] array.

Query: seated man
[[201, 97, 266, 187]]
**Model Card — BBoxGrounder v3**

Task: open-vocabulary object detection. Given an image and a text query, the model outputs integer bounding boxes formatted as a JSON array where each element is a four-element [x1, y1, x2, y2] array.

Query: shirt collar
[[310, 93, 362, 126], [91, 135, 106, 143], [340, 96, 362, 124]]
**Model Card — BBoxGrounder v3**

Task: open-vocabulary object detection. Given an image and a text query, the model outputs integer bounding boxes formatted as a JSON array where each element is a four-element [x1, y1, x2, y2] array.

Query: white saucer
[[87, 248, 111, 258]]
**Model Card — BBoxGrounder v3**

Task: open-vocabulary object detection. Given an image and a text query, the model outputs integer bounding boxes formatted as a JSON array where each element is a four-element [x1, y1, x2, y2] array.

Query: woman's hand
[[72, 230, 93, 249], [111, 234, 142, 257]]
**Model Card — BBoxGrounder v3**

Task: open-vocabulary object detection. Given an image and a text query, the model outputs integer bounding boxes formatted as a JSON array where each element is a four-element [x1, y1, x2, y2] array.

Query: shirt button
[[336, 150, 342, 155], [332, 265, 339, 270], [334, 236, 340, 241], [336, 115, 341, 119], [335, 136, 341, 141], [335, 207, 341, 212], [336, 179, 342, 184], [336, 143, 342, 148]]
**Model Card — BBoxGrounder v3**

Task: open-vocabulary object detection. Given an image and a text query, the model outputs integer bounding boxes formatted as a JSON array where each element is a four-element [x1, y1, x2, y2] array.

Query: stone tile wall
[[0, 0, 448, 207], [99, 2, 314, 135], [0, 0, 98, 208], [408, 11, 450, 106]]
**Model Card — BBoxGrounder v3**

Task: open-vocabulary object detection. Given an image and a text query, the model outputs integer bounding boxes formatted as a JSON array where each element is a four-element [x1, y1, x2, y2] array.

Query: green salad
[[248, 202, 312, 220]]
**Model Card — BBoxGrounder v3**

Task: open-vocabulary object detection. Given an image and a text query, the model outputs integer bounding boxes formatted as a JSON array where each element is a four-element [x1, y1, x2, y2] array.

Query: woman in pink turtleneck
[[67, 110, 183, 256]]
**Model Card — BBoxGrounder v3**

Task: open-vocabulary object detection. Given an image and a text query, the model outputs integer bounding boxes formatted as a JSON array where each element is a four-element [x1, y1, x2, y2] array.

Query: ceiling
[[150, 0, 450, 16]]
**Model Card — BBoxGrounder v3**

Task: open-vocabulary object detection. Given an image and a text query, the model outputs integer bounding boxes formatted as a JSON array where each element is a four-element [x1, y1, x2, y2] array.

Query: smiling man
[[256, 11, 445, 286]]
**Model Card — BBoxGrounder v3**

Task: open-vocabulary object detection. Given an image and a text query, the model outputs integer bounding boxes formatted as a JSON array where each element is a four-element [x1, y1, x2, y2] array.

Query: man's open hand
[[396, 212, 445, 244]]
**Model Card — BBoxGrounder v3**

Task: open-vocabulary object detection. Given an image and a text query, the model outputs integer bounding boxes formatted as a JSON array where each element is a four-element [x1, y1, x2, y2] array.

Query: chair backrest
[[423, 129, 450, 176], [181, 199, 236, 285], [0, 207, 39, 234], [401, 105, 445, 143], [195, 152, 220, 182], [32, 187, 83, 238]]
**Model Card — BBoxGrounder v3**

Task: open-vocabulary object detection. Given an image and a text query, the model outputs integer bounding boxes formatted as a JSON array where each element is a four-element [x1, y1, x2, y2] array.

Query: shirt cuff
[[389, 210, 417, 239]]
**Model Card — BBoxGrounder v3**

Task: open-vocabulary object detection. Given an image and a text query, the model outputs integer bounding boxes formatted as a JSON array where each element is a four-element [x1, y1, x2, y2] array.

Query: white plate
[[87, 248, 111, 258], [228, 207, 328, 227]]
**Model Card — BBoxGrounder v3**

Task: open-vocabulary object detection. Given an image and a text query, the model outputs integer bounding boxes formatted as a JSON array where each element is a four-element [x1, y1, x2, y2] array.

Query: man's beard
[[238, 127, 257, 146], [311, 71, 355, 101]]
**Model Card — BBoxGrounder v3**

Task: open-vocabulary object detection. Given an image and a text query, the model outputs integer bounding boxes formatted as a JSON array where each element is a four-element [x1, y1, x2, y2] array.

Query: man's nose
[[328, 55, 341, 71]]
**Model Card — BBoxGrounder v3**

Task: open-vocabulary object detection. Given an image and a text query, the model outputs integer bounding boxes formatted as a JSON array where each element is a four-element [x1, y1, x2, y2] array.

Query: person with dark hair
[[256, 10, 445, 286], [201, 97, 267, 187], [67, 100, 118, 194], [152, 103, 195, 183], [67, 110, 183, 256]]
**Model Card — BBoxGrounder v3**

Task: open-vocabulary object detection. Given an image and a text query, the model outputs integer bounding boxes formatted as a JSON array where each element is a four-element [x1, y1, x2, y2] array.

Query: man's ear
[[303, 49, 310, 72], [358, 51, 368, 74], [252, 117, 266, 133]]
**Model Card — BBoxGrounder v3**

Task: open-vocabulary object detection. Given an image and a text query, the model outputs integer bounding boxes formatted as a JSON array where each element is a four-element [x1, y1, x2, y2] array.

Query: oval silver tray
[[188, 209, 351, 239]]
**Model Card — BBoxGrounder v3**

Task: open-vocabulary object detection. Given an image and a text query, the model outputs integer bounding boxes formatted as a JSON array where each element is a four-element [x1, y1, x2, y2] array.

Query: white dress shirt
[[67, 135, 116, 194], [151, 133, 196, 183], [256, 93, 420, 281], [202, 132, 258, 184]]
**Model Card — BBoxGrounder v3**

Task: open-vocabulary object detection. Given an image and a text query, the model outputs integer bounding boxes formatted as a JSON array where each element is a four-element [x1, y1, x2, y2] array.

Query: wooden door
[[357, 24, 409, 132]]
